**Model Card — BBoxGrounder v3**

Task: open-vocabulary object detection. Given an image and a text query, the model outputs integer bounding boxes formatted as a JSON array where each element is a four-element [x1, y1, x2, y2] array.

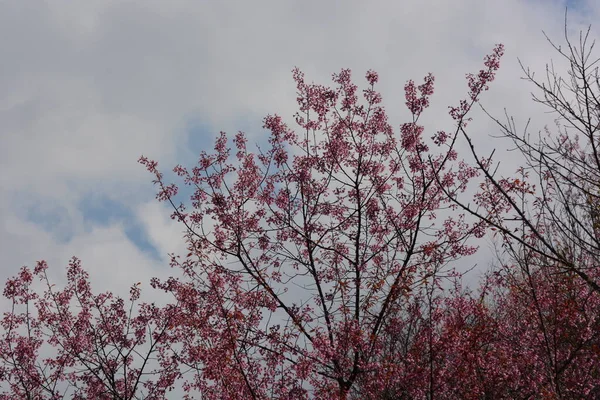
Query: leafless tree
[[438, 13, 600, 293]]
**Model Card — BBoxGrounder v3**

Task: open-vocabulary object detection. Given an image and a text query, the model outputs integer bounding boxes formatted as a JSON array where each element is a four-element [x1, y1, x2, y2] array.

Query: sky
[[1, 0, 599, 317]]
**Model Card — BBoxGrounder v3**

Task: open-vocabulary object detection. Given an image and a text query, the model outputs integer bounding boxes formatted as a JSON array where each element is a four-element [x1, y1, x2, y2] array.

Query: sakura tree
[[0, 258, 181, 399], [489, 258, 600, 398], [359, 259, 600, 399], [139, 45, 503, 399]]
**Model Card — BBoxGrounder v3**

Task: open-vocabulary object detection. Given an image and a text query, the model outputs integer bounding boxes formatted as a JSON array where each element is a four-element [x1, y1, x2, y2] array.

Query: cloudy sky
[[1, 0, 598, 305]]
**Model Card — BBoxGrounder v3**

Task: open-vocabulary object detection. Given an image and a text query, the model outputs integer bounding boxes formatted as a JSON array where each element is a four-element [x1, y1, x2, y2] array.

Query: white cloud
[[135, 200, 188, 263]]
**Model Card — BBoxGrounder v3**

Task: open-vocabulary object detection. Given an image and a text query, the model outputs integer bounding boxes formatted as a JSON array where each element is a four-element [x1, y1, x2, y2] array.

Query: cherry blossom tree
[[355, 254, 600, 399], [0, 258, 181, 399], [138, 45, 503, 399], [489, 258, 600, 398]]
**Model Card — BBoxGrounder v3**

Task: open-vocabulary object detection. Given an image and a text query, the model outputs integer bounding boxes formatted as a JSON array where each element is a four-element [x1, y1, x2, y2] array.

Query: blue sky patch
[[21, 195, 74, 243], [78, 193, 161, 260]]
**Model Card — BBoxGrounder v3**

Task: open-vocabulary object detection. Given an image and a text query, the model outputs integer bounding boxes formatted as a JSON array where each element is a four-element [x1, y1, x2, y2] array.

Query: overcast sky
[[1, 0, 598, 306]]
